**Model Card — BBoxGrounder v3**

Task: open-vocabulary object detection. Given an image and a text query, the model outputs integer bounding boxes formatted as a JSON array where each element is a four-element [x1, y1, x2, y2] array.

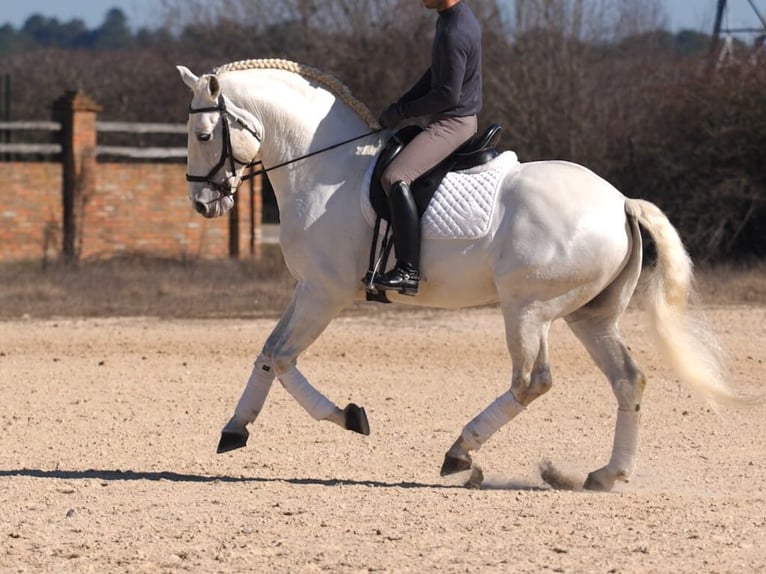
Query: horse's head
[[177, 66, 263, 218]]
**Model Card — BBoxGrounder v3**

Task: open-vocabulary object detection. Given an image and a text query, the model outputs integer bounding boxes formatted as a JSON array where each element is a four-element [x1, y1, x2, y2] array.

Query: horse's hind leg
[[566, 310, 647, 491], [441, 306, 553, 476]]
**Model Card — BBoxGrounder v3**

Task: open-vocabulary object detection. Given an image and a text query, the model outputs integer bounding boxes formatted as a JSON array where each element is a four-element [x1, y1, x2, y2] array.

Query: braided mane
[[213, 58, 378, 129]]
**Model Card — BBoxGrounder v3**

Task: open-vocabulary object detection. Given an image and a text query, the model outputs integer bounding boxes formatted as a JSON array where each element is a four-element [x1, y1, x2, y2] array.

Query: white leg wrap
[[279, 365, 338, 421], [231, 354, 275, 426], [606, 408, 641, 476], [460, 392, 525, 451]]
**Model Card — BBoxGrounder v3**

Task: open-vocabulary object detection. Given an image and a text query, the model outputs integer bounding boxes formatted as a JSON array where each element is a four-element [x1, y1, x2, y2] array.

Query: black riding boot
[[373, 181, 421, 296]]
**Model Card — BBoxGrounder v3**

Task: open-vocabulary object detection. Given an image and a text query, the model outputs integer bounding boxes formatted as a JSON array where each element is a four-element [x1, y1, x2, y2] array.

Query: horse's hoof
[[344, 403, 370, 435], [464, 464, 484, 489], [583, 467, 616, 492], [216, 429, 249, 454], [440, 452, 473, 476]]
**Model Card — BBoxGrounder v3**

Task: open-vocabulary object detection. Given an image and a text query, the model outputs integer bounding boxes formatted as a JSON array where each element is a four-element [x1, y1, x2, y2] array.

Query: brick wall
[[3, 162, 62, 261], [2, 90, 263, 263], [1, 160, 260, 262]]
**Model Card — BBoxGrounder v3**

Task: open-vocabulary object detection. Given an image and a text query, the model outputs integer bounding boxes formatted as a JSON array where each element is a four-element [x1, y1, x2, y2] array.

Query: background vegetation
[[0, 0, 764, 263]]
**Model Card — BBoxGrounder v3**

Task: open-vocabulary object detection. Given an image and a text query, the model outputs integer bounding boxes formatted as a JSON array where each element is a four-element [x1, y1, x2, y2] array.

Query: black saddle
[[369, 122, 502, 221], [363, 123, 502, 303]]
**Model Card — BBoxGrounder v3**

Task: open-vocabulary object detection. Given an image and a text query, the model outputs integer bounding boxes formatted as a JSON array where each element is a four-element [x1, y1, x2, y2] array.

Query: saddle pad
[[361, 150, 519, 240]]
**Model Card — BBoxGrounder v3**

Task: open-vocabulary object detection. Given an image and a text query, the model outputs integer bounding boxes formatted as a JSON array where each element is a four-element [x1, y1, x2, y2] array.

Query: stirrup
[[372, 265, 420, 296]]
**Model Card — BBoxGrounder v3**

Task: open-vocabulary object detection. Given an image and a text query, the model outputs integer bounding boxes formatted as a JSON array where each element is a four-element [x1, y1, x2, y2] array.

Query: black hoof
[[344, 403, 370, 436], [440, 452, 473, 476], [216, 429, 249, 454], [583, 472, 611, 492]]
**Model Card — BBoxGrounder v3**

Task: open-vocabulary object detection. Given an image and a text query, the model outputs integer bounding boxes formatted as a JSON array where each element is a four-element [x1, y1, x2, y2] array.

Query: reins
[[242, 128, 383, 181], [186, 94, 382, 194]]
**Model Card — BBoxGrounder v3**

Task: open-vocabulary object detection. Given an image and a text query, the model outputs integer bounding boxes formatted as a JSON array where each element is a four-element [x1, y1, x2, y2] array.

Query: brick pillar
[[247, 167, 263, 260], [53, 90, 101, 263]]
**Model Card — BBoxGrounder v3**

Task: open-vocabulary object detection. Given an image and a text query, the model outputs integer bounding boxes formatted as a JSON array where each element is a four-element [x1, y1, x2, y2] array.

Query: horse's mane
[[213, 59, 378, 129]]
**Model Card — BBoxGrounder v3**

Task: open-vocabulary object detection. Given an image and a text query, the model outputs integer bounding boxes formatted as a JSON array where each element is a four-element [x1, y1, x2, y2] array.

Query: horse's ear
[[208, 75, 221, 99], [177, 66, 199, 91]]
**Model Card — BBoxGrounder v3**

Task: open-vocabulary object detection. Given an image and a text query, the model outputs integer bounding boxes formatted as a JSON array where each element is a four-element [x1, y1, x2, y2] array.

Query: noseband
[[185, 96, 262, 196]]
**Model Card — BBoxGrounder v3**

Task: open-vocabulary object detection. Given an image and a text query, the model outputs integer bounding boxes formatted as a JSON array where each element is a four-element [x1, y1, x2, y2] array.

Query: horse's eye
[[197, 133, 212, 142]]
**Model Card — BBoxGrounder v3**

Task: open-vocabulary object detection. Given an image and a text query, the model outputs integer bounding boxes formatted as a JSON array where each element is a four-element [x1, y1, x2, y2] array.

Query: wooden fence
[[0, 90, 263, 263]]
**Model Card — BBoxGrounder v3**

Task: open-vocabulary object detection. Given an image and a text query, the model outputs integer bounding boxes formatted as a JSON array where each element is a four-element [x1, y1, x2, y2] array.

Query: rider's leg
[[375, 115, 477, 295], [372, 181, 421, 295]]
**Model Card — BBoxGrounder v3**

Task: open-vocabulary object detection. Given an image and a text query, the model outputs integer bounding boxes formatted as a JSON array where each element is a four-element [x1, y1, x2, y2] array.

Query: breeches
[[381, 114, 477, 195]]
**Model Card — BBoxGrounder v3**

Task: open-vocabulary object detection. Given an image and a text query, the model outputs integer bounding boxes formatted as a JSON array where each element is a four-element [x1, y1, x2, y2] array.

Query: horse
[[177, 58, 744, 491]]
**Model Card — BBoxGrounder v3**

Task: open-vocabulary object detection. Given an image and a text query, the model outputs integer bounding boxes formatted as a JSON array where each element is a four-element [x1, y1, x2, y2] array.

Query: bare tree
[[157, 0, 433, 113]]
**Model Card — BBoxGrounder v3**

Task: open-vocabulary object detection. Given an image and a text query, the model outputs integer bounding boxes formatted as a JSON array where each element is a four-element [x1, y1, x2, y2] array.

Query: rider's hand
[[378, 103, 402, 129]]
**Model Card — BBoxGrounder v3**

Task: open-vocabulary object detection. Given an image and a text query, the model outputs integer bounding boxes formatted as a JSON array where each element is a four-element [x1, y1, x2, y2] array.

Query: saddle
[[369, 123, 502, 221], [364, 122, 503, 303]]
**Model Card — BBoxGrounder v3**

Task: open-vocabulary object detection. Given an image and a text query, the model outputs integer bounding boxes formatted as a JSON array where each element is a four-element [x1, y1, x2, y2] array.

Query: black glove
[[378, 103, 402, 129]]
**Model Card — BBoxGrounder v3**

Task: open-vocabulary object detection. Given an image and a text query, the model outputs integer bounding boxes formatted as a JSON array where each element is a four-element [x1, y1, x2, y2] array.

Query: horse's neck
[[224, 69, 373, 178], [222, 69, 381, 231]]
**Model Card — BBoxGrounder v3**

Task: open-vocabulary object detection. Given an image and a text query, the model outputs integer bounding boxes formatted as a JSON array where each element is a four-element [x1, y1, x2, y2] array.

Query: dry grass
[[0, 255, 763, 319], [0, 247, 295, 320], [693, 263, 766, 306]]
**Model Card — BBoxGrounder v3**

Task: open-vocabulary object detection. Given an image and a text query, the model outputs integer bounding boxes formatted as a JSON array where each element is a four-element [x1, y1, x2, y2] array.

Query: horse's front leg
[[217, 282, 369, 454], [217, 296, 297, 453]]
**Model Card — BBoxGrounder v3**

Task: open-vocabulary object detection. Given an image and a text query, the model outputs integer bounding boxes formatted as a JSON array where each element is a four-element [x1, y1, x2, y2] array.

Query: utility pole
[[709, 0, 766, 70]]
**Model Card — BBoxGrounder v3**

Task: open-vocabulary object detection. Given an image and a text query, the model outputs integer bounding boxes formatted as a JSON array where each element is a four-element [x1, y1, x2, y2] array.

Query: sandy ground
[[0, 304, 764, 573]]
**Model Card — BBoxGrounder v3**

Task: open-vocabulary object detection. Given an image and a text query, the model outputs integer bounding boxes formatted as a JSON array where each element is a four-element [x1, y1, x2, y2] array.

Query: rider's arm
[[399, 69, 432, 105], [398, 30, 468, 119]]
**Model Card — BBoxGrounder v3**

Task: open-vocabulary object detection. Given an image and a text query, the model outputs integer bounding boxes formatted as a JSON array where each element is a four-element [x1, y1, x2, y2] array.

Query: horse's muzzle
[[192, 193, 235, 218], [194, 201, 208, 215]]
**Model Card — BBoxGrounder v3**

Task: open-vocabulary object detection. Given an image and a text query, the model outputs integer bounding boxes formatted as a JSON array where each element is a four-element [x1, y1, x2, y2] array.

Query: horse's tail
[[625, 198, 748, 410]]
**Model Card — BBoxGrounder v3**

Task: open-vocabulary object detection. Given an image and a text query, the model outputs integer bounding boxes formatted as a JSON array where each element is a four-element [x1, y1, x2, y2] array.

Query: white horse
[[178, 59, 744, 491]]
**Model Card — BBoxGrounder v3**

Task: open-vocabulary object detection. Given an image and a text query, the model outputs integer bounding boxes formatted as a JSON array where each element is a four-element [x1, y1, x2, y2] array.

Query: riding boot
[[373, 181, 421, 295]]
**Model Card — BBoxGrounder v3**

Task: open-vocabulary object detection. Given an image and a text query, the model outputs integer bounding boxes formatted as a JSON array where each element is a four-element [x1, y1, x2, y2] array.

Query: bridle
[[186, 94, 383, 198], [185, 95, 262, 197]]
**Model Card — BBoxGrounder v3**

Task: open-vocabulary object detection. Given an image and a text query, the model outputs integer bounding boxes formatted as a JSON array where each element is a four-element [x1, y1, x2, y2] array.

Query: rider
[[373, 0, 482, 296]]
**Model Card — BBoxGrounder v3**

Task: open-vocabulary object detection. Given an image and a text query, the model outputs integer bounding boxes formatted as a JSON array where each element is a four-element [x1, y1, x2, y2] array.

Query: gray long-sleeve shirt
[[398, 1, 482, 119]]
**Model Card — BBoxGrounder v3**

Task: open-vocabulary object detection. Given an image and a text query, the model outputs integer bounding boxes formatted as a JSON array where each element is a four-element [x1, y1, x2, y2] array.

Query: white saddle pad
[[361, 150, 519, 240]]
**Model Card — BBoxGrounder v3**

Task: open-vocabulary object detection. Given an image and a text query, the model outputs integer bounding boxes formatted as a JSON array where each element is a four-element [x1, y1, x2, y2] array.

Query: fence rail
[[0, 120, 62, 158], [0, 119, 187, 160], [0, 121, 61, 131], [96, 145, 187, 159], [96, 121, 186, 134], [0, 143, 61, 154], [95, 121, 187, 159]]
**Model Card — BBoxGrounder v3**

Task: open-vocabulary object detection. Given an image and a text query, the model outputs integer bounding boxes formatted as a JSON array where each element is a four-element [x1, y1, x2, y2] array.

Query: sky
[[1, 0, 161, 31], [0, 0, 764, 34]]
